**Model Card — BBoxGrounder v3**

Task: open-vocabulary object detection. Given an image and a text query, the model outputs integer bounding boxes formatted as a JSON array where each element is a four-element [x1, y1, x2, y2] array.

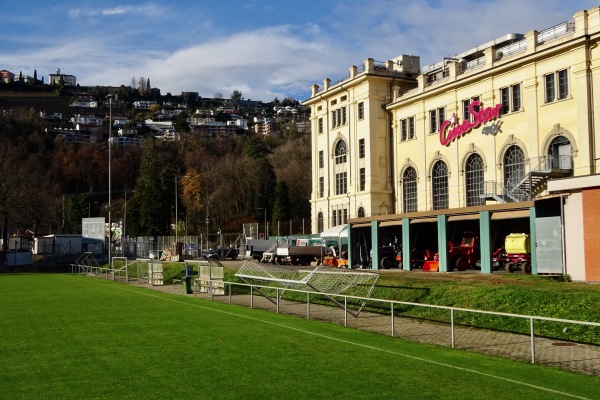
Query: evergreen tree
[[254, 158, 276, 223], [127, 140, 178, 236], [272, 180, 291, 225]]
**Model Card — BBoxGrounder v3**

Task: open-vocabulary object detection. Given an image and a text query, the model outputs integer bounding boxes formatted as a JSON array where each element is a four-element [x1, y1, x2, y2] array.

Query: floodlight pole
[[105, 94, 113, 263], [175, 176, 178, 251]]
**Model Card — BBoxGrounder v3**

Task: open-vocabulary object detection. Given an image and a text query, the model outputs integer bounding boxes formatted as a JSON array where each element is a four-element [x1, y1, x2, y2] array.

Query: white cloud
[[3, 1, 598, 101]]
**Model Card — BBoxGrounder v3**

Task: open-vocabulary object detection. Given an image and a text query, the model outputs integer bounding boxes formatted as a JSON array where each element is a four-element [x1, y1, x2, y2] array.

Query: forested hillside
[[0, 88, 312, 241]]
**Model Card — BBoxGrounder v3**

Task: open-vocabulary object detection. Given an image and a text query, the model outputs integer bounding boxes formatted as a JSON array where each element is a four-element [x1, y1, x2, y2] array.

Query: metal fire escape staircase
[[482, 157, 572, 204]]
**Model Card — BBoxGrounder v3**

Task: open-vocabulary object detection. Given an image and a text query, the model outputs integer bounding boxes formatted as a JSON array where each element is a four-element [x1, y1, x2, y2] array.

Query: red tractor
[[447, 235, 480, 271]]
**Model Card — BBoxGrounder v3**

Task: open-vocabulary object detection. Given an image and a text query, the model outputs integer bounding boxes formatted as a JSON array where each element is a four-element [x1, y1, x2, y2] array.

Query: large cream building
[[304, 6, 600, 282]]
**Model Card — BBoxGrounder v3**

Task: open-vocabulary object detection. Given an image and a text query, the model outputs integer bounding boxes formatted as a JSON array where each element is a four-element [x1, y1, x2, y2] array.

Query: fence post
[[276, 288, 280, 314], [250, 285, 254, 309], [391, 302, 395, 337], [344, 296, 348, 327], [307, 292, 310, 320], [530, 317, 536, 363], [451, 308, 456, 348], [228, 282, 232, 304]]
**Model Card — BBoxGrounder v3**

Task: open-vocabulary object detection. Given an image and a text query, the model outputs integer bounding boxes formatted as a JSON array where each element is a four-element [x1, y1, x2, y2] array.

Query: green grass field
[[1, 274, 599, 400]]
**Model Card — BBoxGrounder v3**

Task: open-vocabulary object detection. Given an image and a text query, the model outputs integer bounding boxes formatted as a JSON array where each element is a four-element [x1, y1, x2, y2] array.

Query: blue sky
[[1, 1, 597, 102]]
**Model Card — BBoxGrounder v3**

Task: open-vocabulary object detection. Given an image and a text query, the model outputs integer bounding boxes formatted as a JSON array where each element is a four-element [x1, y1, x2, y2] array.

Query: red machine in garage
[[448, 235, 479, 271]]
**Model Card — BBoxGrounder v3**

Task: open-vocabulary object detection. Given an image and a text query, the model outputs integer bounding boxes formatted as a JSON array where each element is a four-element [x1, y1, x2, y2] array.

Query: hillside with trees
[[0, 83, 312, 248]]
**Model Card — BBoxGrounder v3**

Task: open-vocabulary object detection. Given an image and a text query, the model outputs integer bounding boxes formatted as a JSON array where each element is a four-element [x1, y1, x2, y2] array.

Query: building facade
[[304, 6, 600, 281]]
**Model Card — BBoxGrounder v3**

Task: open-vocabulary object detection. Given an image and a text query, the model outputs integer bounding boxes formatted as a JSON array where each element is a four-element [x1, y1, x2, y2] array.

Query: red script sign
[[439, 101, 501, 146]]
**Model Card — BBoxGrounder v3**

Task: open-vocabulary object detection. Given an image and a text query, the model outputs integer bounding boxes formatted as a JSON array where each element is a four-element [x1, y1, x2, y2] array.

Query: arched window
[[466, 153, 484, 206], [504, 145, 526, 201], [432, 161, 449, 210], [317, 212, 324, 233], [402, 167, 418, 213], [335, 140, 347, 165], [548, 136, 573, 171], [357, 207, 365, 218]]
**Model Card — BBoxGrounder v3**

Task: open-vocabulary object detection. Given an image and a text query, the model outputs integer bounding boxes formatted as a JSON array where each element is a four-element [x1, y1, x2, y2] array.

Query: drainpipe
[[587, 38, 597, 174], [385, 78, 397, 214]]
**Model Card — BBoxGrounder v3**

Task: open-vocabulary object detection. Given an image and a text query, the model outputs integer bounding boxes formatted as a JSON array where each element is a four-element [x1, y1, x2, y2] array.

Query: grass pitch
[[0, 274, 599, 400]]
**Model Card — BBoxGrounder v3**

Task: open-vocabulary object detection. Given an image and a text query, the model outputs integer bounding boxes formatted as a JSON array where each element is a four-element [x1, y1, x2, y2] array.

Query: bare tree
[[137, 77, 146, 95], [0, 142, 30, 263]]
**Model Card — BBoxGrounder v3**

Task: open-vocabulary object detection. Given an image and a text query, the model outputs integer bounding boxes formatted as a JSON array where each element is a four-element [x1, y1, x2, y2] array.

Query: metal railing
[[459, 56, 485, 74], [196, 280, 600, 368], [537, 20, 575, 44], [495, 40, 527, 59]]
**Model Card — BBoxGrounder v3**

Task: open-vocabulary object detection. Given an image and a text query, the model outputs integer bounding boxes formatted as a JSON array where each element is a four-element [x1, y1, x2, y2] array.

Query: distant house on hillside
[[70, 115, 103, 127], [109, 136, 145, 148], [49, 68, 76, 86], [71, 100, 98, 108], [49, 127, 97, 145], [133, 100, 157, 110]]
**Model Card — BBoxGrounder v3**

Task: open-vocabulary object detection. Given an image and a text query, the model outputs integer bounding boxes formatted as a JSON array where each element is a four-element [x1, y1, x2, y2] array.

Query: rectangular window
[[318, 117, 323, 134], [558, 69, 568, 100], [341, 106, 347, 125], [342, 208, 348, 224], [318, 150, 324, 168], [358, 102, 364, 120], [332, 210, 337, 227], [331, 110, 337, 128], [335, 172, 347, 195], [359, 168, 365, 191], [463, 97, 480, 122], [545, 69, 569, 103], [511, 84, 521, 111], [319, 177, 324, 197], [462, 99, 470, 122], [401, 117, 415, 141], [545, 73, 556, 103], [359, 139, 365, 158], [429, 107, 445, 133], [429, 109, 437, 134], [500, 87, 509, 114], [500, 84, 521, 114]]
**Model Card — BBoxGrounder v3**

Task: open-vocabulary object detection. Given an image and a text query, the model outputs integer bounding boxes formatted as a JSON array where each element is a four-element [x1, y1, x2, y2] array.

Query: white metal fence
[[194, 280, 600, 375]]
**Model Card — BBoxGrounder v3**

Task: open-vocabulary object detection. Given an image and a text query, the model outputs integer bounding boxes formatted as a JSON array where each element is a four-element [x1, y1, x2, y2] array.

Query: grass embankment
[[138, 262, 600, 344]]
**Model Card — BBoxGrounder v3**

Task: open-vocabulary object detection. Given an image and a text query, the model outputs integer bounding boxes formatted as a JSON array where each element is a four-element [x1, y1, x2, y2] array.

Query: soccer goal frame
[[235, 261, 379, 317]]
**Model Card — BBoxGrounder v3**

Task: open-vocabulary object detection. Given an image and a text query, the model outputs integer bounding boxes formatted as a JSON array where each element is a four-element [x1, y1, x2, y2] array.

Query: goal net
[[235, 260, 379, 316]]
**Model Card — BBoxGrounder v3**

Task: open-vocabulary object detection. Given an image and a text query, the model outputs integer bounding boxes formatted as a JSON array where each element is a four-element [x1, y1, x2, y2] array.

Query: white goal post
[[235, 260, 379, 317]]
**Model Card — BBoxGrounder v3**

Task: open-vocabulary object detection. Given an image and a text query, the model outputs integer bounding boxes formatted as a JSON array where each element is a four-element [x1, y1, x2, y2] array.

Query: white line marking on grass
[[79, 277, 593, 400]]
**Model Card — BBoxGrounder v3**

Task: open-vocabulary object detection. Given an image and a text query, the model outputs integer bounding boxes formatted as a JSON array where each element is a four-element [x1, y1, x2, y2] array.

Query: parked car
[[203, 246, 239, 260]]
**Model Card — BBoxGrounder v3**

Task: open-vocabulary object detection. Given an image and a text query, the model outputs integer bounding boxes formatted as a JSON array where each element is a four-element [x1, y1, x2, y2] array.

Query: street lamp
[[105, 94, 113, 262], [175, 177, 178, 251], [205, 205, 210, 250]]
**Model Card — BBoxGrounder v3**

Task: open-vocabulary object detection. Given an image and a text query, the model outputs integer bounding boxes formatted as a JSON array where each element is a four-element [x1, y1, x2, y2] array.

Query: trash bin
[[183, 276, 193, 294]]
